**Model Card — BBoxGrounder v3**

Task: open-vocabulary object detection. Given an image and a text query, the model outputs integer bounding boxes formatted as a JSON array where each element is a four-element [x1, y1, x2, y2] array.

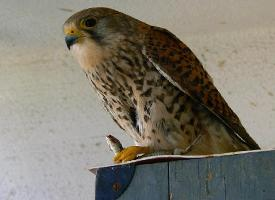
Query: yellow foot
[[113, 146, 151, 164]]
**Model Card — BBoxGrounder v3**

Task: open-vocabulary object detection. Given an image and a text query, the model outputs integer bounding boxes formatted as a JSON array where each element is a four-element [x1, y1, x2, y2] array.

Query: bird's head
[[63, 7, 148, 71]]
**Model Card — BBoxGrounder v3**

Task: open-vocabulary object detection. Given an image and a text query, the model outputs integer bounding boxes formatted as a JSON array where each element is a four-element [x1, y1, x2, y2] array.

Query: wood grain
[[95, 150, 275, 199]]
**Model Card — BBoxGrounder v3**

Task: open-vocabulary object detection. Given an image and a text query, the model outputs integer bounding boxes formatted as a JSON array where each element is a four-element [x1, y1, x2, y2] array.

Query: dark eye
[[84, 18, 97, 27]]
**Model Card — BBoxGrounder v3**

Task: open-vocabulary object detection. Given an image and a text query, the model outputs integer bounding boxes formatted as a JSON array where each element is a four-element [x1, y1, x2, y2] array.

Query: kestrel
[[63, 7, 260, 163]]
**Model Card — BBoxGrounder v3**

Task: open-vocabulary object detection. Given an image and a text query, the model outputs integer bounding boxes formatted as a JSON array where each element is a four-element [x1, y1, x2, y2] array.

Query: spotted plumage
[[63, 7, 260, 163]]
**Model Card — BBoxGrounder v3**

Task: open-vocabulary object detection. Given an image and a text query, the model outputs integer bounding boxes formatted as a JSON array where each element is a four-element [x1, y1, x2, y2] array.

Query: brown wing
[[143, 26, 260, 150]]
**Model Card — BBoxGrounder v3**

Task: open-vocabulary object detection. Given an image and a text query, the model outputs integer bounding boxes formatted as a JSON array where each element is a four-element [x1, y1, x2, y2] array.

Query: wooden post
[[91, 150, 275, 200]]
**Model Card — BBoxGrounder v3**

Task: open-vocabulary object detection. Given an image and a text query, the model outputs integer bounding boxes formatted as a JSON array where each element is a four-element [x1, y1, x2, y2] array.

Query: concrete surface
[[0, 0, 274, 199]]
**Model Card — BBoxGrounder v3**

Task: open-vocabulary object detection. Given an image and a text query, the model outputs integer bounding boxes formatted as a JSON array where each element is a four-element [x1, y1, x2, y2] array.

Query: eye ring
[[83, 18, 97, 28]]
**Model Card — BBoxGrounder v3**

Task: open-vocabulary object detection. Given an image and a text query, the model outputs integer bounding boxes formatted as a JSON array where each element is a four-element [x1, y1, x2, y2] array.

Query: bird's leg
[[113, 146, 152, 163]]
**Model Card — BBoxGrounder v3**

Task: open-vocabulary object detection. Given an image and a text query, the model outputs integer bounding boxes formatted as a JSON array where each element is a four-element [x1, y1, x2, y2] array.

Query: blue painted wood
[[94, 150, 275, 200], [169, 151, 275, 200], [95, 164, 135, 200], [118, 162, 168, 200]]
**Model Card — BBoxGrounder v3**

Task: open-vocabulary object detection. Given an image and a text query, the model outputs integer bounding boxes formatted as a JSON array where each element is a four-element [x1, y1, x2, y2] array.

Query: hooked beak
[[65, 35, 78, 50]]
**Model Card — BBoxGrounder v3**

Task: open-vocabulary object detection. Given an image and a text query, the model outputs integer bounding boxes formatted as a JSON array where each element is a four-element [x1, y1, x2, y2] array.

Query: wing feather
[[143, 27, 260, 149]]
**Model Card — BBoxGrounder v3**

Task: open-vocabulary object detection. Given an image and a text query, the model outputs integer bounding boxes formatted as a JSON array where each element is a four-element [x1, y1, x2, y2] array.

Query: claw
[[113, 146, 151, 163]]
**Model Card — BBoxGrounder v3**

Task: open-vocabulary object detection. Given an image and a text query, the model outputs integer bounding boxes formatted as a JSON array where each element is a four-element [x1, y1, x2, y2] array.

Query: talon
[[113, 146, 151, 163]]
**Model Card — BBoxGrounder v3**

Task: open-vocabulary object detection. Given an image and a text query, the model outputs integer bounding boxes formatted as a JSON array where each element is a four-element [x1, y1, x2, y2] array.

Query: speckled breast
[[85, 49, 201, 151]]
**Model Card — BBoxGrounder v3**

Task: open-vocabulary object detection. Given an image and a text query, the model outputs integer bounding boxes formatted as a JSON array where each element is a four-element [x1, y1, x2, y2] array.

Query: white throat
[[70, 39, 104, 72]]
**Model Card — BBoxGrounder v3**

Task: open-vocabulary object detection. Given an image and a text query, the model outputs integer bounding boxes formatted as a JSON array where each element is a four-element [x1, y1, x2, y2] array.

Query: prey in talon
[[106, 135, 123, 155], [64, 8, 260, 163], [106, 135, 151, 163]]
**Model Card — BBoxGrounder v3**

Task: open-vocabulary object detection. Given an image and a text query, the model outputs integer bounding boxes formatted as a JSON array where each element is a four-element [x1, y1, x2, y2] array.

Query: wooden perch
[[91, 149, 275, 200]]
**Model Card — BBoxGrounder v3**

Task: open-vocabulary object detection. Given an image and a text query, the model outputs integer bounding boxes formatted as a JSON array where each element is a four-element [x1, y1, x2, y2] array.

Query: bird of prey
[[63, 7, 260, 163]]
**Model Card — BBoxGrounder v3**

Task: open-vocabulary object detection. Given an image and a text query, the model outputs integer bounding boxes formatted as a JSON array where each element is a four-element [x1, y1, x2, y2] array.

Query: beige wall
[[0, 0, 275, 199]]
